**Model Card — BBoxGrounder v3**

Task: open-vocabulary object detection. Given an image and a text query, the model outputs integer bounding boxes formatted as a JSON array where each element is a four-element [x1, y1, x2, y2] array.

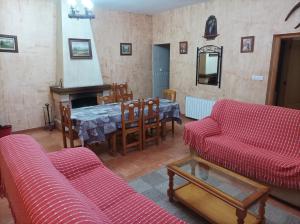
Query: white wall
[[58, 0, 103, 88]]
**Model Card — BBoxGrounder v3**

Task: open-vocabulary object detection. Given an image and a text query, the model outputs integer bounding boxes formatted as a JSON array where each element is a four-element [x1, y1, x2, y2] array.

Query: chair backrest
[[121, 100, 142, 130], [142, 98, 160, 122], [60, 102, 72, 131], [116, 91, 133, 102], [113, 82, 128, 95], [97, 95, 115, 105], [164, 89, 176, 102]]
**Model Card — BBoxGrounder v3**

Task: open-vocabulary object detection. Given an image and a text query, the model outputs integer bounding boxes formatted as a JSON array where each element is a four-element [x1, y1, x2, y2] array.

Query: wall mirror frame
[[196, 45, 223, 88]]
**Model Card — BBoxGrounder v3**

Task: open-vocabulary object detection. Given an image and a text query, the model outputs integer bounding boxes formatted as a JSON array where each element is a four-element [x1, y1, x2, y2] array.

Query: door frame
[[266, 32, 300, 105], [152, 43, 171, 98]]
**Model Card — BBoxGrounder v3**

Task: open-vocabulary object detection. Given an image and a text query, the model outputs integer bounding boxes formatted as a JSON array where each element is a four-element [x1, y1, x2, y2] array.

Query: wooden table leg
[[236, 209, 247, 224], [167, 169, 175, 202], [112, 132, 117, 156], [258, 195, 268, 224]]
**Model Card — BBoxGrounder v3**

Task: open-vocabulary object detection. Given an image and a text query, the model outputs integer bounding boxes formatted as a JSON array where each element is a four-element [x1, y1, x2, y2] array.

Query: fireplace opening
[[70, 93, 98, 109]]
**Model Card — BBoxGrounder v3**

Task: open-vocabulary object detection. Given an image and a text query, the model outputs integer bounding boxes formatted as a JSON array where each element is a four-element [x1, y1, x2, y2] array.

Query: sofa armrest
[[183, 117, 221, 152], [48, 147, 104, 180]]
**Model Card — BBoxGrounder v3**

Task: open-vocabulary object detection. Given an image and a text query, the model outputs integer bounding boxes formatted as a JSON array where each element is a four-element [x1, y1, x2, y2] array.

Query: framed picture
[[241, 36, 255, 53], [68, 38, 92, 59], [179, 41, 188, 54], [0, 34, 18, 53], [120, 43, 132, 56]]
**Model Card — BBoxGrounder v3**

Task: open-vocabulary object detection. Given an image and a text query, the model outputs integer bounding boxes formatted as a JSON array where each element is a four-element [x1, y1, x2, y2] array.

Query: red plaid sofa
[[184, 99, 300, 191], [0, 134, 184, 224]]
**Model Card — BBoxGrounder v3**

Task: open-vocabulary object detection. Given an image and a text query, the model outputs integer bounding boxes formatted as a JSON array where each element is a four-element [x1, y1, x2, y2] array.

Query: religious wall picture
[[0, 34, 18, 53], [204, 15, 218, 40], [241, 36, 255, 53], [120, 43, 132, 56], [68, 38, 92, 59], [179, 41, 188, 54]]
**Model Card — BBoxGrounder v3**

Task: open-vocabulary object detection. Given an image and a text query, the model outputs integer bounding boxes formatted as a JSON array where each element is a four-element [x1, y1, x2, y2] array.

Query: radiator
[[185, 96, 215, 120]]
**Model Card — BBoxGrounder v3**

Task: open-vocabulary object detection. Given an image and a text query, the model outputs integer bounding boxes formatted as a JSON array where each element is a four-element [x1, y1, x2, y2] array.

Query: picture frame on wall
[[68, 38, 92, 59], [241, 36, 255, 53], [0, 34, 18, 53], [179, 41, 188, 54], [120, 43, 132, 56]]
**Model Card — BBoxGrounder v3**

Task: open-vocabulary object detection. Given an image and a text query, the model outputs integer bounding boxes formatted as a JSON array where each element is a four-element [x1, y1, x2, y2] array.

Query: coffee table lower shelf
[[174, 183, 259, 224]]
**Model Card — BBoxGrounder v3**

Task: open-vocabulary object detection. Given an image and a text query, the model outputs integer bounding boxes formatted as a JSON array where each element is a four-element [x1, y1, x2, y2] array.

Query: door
[[266, 32, 300, 107], [275, 39, 300, 109], [152, 44, 170, 98]]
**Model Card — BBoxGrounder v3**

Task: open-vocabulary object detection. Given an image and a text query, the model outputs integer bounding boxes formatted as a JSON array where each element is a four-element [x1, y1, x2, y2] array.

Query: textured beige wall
[[0, 0, 57, 131], [152, 0, 300, 112], [91, 8, 153, 99]]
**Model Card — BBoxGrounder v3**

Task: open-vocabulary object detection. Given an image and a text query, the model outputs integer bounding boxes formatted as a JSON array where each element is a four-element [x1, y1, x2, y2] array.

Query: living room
[[0, 0, 299, 223]]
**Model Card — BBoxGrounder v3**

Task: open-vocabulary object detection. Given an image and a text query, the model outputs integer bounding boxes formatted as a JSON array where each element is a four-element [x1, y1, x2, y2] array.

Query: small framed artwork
[[68, 38, 92, 59], [120, 43, 132, 56], [241, 36, 255, 53], [179, 41, 188, 54], [0, 34, 18, 53]]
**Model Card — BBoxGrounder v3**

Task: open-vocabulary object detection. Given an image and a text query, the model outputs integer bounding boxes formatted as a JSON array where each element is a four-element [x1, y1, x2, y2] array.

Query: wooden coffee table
[[167, 156, 270, 224]]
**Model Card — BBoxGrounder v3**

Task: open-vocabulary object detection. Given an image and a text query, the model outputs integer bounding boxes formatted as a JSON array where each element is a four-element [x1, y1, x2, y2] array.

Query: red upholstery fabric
[[0, 135, 184, 224], [69, 167, 135, 211], [0, 134, 111, 224], [184, 99, 300, 189], [211, 100, 300, 157], [103, 193, 185, 224], [183, 117, 221, 152], [48, 147, 105, 180]]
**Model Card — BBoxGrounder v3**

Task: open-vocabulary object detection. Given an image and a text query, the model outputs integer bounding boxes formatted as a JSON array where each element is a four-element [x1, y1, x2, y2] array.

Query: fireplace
[[50, 85, 111, 129], [70, 93, 97, 109]]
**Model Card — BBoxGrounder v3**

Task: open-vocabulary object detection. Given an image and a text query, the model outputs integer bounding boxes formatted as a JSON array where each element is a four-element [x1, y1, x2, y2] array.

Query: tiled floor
[[0, 117, 299, 223]]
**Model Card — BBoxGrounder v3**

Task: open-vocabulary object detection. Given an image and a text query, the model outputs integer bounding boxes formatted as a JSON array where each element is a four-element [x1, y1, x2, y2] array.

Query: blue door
[[152, 44, 170, 98]]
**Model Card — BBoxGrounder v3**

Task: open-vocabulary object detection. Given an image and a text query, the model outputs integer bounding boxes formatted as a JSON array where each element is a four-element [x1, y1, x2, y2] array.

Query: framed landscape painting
[[0, 34, 18, 53], [120, 43, 132, 56], [69, 38, 92, 59]]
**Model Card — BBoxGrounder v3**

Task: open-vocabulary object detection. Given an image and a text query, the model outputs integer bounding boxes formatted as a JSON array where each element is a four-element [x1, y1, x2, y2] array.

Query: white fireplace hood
[[56, 0, 103, 88]]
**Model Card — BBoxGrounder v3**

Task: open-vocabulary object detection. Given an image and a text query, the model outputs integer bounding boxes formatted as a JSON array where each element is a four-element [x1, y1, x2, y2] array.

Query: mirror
[[196, 45, 223, 88]]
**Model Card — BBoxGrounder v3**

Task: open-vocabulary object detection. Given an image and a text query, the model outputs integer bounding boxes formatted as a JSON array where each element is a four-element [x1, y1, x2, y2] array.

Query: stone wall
[[0, 0, 57, 131], [152, 0, 300, 112], [91, 8, 153, 99]]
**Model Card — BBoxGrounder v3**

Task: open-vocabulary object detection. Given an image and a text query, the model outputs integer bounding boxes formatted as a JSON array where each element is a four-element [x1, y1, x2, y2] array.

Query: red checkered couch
[[0, 134, 184, 224], [184, 99, 300, 204]]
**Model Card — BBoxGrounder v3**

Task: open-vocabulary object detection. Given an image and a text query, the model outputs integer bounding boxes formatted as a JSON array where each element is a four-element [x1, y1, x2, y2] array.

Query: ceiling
[[94, 0, 207, 15]]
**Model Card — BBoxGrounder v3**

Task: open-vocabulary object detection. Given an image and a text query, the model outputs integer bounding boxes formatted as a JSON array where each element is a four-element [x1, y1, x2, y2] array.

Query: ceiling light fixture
[[68, 0, 95, 20]]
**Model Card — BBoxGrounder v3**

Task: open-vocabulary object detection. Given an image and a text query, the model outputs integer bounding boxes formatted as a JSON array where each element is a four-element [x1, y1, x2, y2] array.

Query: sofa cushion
[[48, 147, 104, 180], [200, 135, 300, 189], [69, 167, 136, 211], [211, 100, 300, 157], [0, 134, 111, 224], [103, 193, 185, 224]]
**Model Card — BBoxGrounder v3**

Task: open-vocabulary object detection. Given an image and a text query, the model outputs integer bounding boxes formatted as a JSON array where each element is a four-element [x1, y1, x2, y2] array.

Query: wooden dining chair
[[116, 91, 133, 102], [97, 95, 115, 105], [142, 98, 160, 149], [162, 89, 177, 137], [59, 102, 79, 148], [120, 100, 142, 155]]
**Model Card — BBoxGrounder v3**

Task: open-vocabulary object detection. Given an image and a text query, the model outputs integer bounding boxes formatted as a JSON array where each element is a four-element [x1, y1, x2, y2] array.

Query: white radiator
[[185, 96, 215, 120]]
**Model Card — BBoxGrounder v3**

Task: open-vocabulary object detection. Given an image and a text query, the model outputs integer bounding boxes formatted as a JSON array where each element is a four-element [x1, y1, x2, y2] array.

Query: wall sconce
[[68, 0, 95, 19]]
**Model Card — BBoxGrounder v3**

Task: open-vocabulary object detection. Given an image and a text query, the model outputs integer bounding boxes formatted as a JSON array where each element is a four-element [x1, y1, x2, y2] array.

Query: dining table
[[71, 98, 182, 147]]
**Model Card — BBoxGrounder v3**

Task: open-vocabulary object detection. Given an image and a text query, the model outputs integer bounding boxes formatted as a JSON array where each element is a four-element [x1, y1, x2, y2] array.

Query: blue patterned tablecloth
[[71, 99, 181, 144]]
